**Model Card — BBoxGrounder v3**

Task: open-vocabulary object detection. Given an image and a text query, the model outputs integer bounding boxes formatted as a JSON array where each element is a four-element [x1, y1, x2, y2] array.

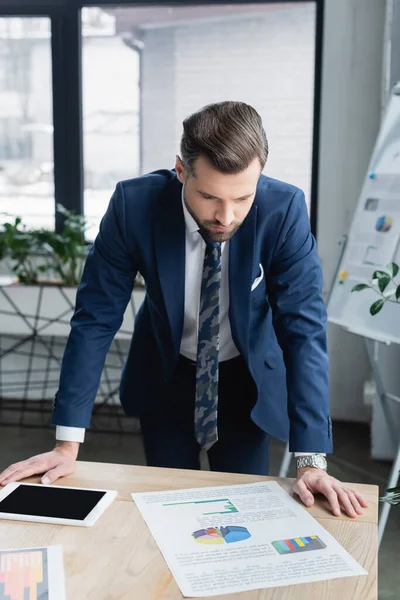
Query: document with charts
[[0, 545, 65, 600], [132, 481, 367, 597]]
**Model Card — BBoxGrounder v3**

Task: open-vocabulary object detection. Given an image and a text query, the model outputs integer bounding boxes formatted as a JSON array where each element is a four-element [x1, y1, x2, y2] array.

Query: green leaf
[[377, 275, 391, 293], [351, 284, 370, 292], [370, 299, 384, 315], [387, 484, 400, 493], [372, 270, 389, 280], [396, 285, 400, 301], [388, 262, 399, 278], [371, 270, 391, 292]]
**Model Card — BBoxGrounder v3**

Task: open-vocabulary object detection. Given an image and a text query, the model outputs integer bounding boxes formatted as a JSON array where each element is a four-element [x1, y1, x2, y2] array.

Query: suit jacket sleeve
[[267, 189, 332, 453], [52, 182, 138, 428]]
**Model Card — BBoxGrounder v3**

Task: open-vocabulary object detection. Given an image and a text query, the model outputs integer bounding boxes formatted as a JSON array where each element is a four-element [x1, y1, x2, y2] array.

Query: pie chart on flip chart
[[192, 526, 251, 545], [375, 215, 393, 232]]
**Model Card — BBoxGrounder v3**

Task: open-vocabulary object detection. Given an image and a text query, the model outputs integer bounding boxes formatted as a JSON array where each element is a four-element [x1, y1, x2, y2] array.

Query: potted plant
[[0, 216, 42, 285], [352, 262, 400, 506], [34, 205, 88, 287], [0, 206, 145, 339]]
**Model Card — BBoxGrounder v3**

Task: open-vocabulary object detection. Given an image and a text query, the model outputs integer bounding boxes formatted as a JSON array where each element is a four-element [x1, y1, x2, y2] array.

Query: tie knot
[[206, 240, 221, 250]]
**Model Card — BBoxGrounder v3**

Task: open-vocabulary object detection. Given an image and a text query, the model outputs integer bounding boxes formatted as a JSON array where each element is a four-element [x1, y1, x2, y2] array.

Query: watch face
[[314, 455, 327, 469]]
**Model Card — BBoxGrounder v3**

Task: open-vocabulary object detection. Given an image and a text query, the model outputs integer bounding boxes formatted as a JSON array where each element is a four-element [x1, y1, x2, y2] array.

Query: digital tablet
[[0, 482, 117, 527]]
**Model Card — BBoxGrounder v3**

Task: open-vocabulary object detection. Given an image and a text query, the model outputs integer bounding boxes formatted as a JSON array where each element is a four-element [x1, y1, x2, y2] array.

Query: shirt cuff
[[293, 452, 326, 457], [56, 426, 85, 443]]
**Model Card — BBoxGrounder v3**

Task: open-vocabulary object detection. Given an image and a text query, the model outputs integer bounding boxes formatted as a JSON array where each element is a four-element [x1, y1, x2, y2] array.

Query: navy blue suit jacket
[[52, 169, 332, 452]]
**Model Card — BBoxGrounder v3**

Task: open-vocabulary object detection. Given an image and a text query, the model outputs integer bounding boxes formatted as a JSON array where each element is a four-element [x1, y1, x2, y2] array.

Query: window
[[82, 3, 315, 238], [82, 8, 140, 240], [0, 17, 54, 230]]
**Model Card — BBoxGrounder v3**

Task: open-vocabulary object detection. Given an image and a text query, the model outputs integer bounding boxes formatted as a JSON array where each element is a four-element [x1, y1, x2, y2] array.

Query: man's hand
[[0, 441, 79, 487], [292, 467, 368, 518]]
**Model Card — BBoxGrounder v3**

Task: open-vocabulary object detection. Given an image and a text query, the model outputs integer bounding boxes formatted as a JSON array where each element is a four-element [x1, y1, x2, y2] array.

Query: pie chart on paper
[[192, 525, 251, 545]]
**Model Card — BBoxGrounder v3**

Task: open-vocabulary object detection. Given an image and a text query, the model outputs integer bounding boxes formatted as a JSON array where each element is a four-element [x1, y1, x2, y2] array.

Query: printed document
[[132, 481, 367, 597]]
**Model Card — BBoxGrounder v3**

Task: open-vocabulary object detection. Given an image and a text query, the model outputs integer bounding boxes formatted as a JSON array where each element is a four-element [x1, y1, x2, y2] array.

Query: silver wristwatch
[[296, 455, 327, 471]]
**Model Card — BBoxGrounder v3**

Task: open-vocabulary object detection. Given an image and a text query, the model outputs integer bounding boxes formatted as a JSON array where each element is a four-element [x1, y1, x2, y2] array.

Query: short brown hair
[[180, 101, 268, 175]]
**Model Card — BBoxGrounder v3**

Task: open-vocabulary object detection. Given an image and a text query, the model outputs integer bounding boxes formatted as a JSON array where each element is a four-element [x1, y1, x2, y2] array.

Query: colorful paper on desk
[[0, 545, 65, 600], [132, 481, 367, 597]]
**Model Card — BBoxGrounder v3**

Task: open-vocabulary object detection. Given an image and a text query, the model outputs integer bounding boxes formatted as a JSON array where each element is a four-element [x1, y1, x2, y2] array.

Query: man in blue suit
[[0, 102, 367, 517]]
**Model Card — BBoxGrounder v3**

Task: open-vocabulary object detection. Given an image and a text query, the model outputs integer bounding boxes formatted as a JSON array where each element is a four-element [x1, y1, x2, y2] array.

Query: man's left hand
[[292, 468, 368, 518]]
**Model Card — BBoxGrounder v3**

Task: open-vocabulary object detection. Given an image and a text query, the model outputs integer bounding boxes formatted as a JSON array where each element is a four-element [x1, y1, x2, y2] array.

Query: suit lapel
[[228, 203, 257, 360], [154, 176, 185, 355]]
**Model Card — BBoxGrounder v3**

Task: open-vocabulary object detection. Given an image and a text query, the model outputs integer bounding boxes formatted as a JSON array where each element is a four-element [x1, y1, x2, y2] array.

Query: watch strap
[[296, 455, 327, 470]]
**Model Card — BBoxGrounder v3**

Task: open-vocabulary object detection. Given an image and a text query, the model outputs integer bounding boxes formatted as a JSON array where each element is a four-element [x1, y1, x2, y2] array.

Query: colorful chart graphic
[[272, 536, 326, 555], [163, 498, 238, 515], [192, 526, 251, 545], [364, 197, 379, 211], [375, 215, 393, 232], [0, 548, 48, 600]]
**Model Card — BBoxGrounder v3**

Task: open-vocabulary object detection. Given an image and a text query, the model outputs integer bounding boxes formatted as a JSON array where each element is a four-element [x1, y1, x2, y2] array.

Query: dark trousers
[[139, 354, 270, 476]]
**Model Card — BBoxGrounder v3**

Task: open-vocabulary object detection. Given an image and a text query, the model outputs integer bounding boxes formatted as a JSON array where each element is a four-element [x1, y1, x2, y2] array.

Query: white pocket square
[[251, 264, 264, 292]]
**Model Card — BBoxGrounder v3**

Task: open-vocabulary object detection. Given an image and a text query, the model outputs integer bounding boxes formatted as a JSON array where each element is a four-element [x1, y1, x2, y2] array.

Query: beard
[[200, 222, 242, 243], [183, 199, 242, 243]]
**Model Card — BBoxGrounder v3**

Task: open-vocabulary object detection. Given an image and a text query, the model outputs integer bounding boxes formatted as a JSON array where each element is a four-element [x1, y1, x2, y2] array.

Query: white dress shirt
[[179, 192, 239, 363], [56, 189, 325, 457]]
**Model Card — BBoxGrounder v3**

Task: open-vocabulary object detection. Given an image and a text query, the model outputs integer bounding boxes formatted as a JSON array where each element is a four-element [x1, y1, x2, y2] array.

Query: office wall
[[317, 0, 387, 422]]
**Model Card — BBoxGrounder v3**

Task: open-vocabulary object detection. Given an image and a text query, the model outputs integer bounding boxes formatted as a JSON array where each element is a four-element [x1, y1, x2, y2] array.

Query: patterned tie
[[195, 239, 222, 450]]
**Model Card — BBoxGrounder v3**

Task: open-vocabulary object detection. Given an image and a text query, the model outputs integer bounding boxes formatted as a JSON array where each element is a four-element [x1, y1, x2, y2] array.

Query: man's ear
[[175, 155, 185, 183]]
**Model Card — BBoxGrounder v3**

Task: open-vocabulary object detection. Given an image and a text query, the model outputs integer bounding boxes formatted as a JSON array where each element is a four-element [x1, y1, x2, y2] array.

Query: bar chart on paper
[[0, 548, 48, 600], [272, 535, 327, 555], [163, 498, 238, 515]]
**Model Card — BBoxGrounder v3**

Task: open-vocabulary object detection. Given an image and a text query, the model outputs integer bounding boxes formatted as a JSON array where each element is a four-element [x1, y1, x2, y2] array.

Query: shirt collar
[[181, 186, 199, 234]]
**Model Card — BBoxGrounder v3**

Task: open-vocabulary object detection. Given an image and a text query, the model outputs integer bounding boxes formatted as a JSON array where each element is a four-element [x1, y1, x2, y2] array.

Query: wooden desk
[[0, 462, 378, 599]]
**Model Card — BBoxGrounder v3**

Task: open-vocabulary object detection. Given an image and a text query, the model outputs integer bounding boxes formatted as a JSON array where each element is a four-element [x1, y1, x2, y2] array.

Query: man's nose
[[216, 204, 234, 227]]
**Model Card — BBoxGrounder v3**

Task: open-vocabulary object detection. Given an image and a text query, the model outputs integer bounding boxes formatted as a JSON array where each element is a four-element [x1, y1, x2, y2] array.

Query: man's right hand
[[0, 441, 79, 487]]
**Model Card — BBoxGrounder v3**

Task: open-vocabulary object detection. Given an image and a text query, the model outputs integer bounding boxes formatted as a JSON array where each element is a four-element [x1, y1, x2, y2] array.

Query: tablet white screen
[[0, 485, 106, 521]]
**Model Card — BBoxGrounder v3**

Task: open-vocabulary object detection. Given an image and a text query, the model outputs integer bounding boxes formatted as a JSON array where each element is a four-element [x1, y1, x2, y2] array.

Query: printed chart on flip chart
[[132, 481, 367, 597]]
